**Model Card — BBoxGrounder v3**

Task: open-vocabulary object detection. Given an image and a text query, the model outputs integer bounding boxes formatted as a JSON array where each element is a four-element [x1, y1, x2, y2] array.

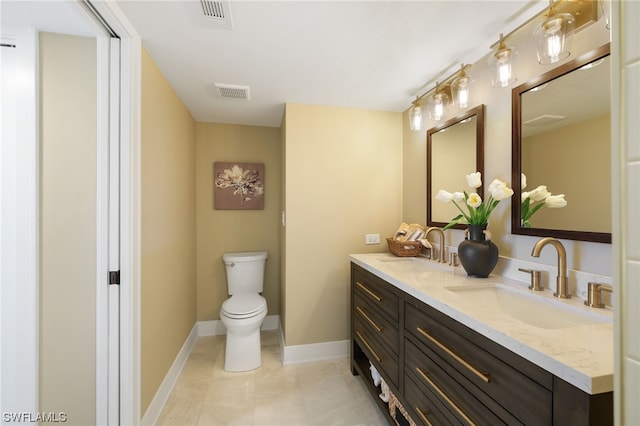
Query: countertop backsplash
[[422, 242, 614, 307]]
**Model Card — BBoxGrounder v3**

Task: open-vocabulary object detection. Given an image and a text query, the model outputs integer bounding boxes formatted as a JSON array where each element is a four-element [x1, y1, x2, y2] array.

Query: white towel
[[379, 380, 390, 403], [419, 238, 433, 249], [406, 229, 424, 242], [369, 362, 382, 386]]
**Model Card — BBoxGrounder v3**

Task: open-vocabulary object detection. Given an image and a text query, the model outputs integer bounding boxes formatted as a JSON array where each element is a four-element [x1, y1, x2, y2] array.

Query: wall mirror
[[427, 104, 484, 229], [512, 43, 611, 243]]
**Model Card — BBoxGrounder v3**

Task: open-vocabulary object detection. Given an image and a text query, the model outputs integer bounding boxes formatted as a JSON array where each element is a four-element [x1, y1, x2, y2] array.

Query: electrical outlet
[[365, 233, 381, 245]]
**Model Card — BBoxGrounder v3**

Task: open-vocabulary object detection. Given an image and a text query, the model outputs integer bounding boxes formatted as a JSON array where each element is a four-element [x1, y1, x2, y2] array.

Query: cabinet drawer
[[405, 374, 464, 426], [405, 303, 552, 425], [353, 316, 399, 388], [406, 338, 519, 426], [353, 266, 399, 321], [353, 293, 399, 355]]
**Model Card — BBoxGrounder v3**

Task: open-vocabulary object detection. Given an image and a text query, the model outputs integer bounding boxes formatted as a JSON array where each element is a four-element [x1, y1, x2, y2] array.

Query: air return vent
[[214, 83, 251, 101], [200, 0, 233, 29]]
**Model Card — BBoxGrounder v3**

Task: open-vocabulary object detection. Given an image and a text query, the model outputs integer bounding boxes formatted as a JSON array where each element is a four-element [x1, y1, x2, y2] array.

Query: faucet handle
[[518, 268, 543, 291], [584, 282, 613, 308], [449, 252, 459, 267]]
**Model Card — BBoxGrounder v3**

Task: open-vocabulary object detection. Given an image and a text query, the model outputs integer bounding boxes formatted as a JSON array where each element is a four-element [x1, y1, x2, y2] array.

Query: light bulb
[[451, 65, 471, 108], [534, 12, 575, 64], [497, 59, 511, 88], [488, 34, 517, 88], [409, 103, 423, 131]]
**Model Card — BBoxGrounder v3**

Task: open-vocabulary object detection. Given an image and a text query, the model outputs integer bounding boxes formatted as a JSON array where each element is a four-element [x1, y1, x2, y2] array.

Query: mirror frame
[[427, 104, 485, 229], [511, 43, 611, 243]]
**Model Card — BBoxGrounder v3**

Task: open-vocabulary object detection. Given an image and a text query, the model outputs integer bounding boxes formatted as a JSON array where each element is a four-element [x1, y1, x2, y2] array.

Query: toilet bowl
[[220, 295, 267, 372], [220, 251, 268, 372]]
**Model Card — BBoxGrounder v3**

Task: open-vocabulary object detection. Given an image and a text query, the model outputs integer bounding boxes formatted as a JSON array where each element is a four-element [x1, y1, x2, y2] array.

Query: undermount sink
[[445, 283, 611, 329]]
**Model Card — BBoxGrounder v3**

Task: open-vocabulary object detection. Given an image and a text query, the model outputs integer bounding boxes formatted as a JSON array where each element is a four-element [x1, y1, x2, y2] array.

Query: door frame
[[88, 2, 143, 424], [0, 2, 142, 423]]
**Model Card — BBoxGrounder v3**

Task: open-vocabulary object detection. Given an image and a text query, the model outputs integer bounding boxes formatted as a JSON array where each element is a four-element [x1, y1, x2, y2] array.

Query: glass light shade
[[488, 45, 517, 88], [427, 90, 449, 121], [533, 12, 575, 64], [451, 73, 471, 108], [409, 103, 423, 131]]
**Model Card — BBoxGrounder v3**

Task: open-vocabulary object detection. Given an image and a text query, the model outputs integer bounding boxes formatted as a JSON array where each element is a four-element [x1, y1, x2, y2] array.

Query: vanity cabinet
[[351, 265, 401, 389], [350, 262, 613, 426]]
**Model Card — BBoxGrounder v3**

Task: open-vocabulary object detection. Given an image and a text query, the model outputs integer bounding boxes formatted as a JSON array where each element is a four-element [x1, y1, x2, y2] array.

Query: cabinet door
[[405, 303, 552, 425], [406, 337, 521, 425], [352, 267, 399, 322], [405, 373, 465, 426], [353, 292, 399, 354]]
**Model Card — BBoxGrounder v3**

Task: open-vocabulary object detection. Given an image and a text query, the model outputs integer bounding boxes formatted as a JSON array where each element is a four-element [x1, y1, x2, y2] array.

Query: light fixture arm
[[489, 0, 595, 50]]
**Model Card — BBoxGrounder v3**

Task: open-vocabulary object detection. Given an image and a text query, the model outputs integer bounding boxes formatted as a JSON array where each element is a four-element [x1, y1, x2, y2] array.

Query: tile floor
[[157, 330, 389, 426]]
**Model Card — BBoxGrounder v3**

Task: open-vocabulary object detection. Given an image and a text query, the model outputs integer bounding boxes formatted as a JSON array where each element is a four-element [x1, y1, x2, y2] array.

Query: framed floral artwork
[[213, 162, 265, 210]]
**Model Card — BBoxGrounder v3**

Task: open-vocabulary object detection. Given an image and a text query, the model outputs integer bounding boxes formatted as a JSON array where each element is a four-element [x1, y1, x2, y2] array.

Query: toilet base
[[224, 329, 262, 372]]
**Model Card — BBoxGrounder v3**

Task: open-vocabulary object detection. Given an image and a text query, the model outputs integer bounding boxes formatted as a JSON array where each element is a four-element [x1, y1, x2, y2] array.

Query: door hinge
[[109, 270, 120, 285]]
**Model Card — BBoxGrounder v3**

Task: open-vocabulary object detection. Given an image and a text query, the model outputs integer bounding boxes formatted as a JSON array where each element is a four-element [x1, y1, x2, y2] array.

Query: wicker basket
[[386, 238, 423, 257]]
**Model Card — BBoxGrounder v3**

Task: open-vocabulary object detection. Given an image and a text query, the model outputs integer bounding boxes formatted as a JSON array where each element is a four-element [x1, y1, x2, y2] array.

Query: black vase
[[458, 224, 499, 278]]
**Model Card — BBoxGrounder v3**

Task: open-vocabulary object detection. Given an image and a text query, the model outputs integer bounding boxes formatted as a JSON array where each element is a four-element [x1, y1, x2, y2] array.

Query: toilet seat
[[221, 294, 267, 319]]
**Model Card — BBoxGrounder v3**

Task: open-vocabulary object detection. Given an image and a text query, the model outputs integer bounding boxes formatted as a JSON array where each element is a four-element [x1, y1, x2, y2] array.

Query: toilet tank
[[223, 251, 268, 295]]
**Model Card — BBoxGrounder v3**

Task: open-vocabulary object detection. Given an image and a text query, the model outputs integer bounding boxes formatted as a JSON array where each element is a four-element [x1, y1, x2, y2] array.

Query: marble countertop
[[349, 253, 614, 395]]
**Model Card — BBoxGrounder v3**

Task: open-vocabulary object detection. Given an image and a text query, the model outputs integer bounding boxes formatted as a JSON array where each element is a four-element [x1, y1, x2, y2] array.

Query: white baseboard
[[140, 323, 198, 426], [281, 339, 350, 365], [197, 314, 280, 337]]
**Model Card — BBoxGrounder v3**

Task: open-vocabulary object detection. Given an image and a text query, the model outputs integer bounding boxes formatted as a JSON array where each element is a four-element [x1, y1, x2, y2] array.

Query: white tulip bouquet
[[436, 172, 514, 231], [520, 173, 567, 227]]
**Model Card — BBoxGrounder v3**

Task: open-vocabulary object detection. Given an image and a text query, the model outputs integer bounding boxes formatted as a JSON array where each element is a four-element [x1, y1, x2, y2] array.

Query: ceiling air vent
[[200, 0, 233, 29], [214, 83, 251, 101]]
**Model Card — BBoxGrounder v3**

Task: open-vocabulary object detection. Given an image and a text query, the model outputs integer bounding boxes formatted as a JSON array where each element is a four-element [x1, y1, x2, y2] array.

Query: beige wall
[[283, 103, 402, 346], [141, 48, 197, 415], [39, 32, 97, 425], [523, 114, 611, 232], [195, 123, 281, 321], [280, 114, 288, 337], [403, 17, 612, 276]]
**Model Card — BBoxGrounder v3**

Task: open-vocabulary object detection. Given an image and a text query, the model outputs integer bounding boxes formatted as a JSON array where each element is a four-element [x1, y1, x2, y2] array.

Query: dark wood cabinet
[[350, 262, 613, 426]]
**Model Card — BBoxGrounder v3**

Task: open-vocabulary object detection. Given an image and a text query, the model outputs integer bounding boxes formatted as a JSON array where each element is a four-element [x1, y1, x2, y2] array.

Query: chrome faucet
[[531, 237, 570, 299], [425, 227, 446, 263]]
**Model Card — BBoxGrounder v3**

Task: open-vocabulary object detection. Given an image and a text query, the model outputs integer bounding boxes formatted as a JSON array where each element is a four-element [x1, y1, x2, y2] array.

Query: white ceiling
[[2, 0, 549, 128]]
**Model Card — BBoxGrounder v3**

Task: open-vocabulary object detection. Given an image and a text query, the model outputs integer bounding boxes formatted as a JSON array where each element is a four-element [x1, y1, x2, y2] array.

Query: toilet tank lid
[[223, 251, 268, 263]]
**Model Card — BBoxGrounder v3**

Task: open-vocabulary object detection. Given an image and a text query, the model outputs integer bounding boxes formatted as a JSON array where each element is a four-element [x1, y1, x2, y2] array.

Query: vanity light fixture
[[427, 82, 450, 121], [533, 4, 576, 64], [450, 64, 472, 108], [488, 33, 517, 88], [407, 64, 470, 130], [409, 97, 423, 131]]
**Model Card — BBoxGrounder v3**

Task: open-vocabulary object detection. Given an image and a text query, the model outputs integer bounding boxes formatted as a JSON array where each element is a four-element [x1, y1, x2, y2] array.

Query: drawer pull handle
[[356, 306, 382, 332], [415, 407, 434, 426], [356, 281, 382, 302], [416, 327, 490, 383], [416, 367, 476, 426], [355, 331, 382, 363]]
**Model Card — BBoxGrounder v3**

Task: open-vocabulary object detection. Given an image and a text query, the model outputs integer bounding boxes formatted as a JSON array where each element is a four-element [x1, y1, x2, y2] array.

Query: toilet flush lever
[[228, 262, 235, 268]]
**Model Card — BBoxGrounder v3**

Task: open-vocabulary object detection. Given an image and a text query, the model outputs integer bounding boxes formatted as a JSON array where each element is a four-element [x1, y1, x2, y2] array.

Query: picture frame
[[213, 162, 265, 210]]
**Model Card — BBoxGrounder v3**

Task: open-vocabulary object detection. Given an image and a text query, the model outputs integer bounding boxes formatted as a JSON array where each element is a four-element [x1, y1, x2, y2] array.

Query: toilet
[[220, 251, 268, 372]]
